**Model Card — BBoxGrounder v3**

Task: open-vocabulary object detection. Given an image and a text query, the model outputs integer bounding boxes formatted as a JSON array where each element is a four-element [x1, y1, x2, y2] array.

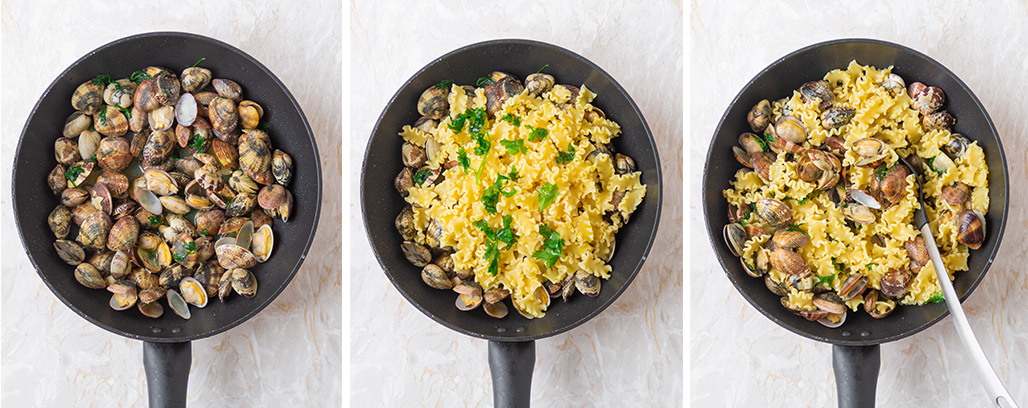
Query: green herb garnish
[[555, 143, 576, 165], [535, 64, 550, 74], [473, 215, 520, 276], [480, 176, 516, 214], [98, 105, 109, 126], [148, 215, 163, 225], [501, 113, 521, 127], [413, 169, 433, 186], [926, 156, 945, 175], [191, 57, 206, 67], [532, 223, 564, 268], [114, 105, 131, 119], [91, 74, 112, 87], [259, 122, 271, 133], [476, 77, 496, 87], [867, 263, 878, 270], [129, 71, 151, 83], [816, 274, 836, 286], [189, 134, 206, 152], [496, 215, 519, 250], [786, 223, 809, 237], [537, 182, 558, 212], [526, 125, 548, 142], [754, 135, 769, 152], [435, 79, 454, 91], [927, 291, 945, 303], [457, 147, 470, 173], [507, 167, 520, 181], [499, 138, 528, 156], [172, 252, 185, 262], [64, 165, 84, 182], [798, 192, 817, 205], [832, 258, 845, 275], [876, 162, 897, 181], [183, 241, 197, 254]]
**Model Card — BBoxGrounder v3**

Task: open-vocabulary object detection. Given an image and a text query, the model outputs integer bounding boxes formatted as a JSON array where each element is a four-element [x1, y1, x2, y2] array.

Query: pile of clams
[[395, 71, 635, 319], [48, 63, 293, 320], [725, 73, 986, 327]]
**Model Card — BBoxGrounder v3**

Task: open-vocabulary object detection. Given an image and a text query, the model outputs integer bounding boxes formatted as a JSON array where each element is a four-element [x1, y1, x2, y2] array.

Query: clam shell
[[770, 248, 809, 275], [212, 138, 239, 170], [179, 277, 208, 308], [159, 195, 191, 215], [49, 205, 72, 239], [483, 301, 508, 319], [64, 111, 93, 138], [111, 250, 131, 279], [230, 268, 257, 298], [71, 81, 104, 115], [216, 244, 257, 270], [238, 130, 273, 185], [110, 291, 138, 311], [148, 105, 175, 131], [574, 269, 601, 297], [107, 216, 140, 252], [138, 300, 164, 318], [421, 264, 453, 290], [94, 105, 129, 136], [75, 263, 106, 289], [251, 224, 274, 263], [96, 136, 132, 172], [213, 78, 243, 101], [772, 230, 809, 249], [238, 100, 262, 129], [181, 67, 211, 93], [77, 212, 112, 251], [142, 130, 175, 168], [755, 198, 792, 228], [209, 97, 239, 135], [54, 239, 85, 265], [166, 289, 191, 319], [175, 93, 197, 127], [417, 86, 449, 119], [956, 209, 986, 249], [747, 99, 772, 133]]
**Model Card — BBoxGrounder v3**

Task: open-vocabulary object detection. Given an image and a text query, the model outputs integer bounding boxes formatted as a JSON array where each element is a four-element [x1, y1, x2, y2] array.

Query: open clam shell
[[251, 224, 274, 263], [166, 289, 191, 319], [216, 243, 257, 270], [179, 277, 208, 308]]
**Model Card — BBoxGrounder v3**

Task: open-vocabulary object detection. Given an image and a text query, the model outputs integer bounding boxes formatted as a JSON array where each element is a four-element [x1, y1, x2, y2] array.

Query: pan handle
[[143, 341, 192, 408], [488, 340, 536, 408], [833, 344, 880, 408]]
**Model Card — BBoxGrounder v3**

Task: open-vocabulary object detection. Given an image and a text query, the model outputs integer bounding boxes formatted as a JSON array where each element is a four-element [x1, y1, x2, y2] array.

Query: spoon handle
[[920, 225, 1020, 408]]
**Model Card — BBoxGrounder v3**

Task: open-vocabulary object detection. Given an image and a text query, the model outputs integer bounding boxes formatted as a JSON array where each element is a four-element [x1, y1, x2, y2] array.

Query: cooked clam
[[55, 239, 85, 265], [141, 130, 175, 168], [821, 106, 855, 129], [238, 130, 273, 185], [166, 289, 191, 319], [96, 136, 132, 172], [179, 277, 208, 308], [770, 248, 809, 275], [747, 99, 772, 133], [774, 115, 807, 145], [175, 93, 197, 127], [54, 137, 81, 165], [880, 267, 914, 298], [181, 67, 212, 93], [77, 212, 112, 251], [574, 269, 601, 297], [230, 268, 257, 298], [799, 80, 834, 110], [209, 97, 238, 135], [838, 273, 868, 301], [238, 100, 262, 129], [94, 105, 129, 136], [225, 193, 257, 217], [49, 205, 72, 239], [401, 241, 432, 267], [842, 204, 876, 224], [75, 263, 106, 289], [421, 264, 452, 290], [272, 149, 293, 187], [257, 184, 288, 210], [723, 223, 746, 257], [956, 209, 986, 249], [755, 198, 792, 228], [48, 164, 67, 195], [525, 73, 555, 96], [485, 76, 524, 117], [251, 224, 274, 263], [71, 80, 104, 115], [107, 216, 140, 252], [453, 280, 483, 311], [941, 182, 970, 206], [216, 244, 257, 270], [64, 111, 93, 138]]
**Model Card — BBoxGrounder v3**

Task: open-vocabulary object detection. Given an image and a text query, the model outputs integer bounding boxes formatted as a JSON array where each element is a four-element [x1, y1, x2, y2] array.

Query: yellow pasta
[[725, 61, 988, 323], [401, 80, 646, 319]]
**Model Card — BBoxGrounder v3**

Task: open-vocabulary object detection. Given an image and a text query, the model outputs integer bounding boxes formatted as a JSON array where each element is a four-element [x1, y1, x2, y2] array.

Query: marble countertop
[[1, 1, 342, 406], [690, 1, 1028, 406], [348, 1, 683, 406]]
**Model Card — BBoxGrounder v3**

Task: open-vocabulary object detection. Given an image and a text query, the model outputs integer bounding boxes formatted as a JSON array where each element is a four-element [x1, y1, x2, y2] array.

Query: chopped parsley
[[457, 146, 470, 173], [816, 274, 836, 286], [172, 251, 185, 262], [535, 64, 550, 74], [148, 215, 164, 225], [476, 77, 496, 87], [473, 215, 520, 276], [739, 207, 751, 227], [499, 138, 528, 156], [129, 71, 151, 83], [876, 162, 897, 181], [501, 113, 521, 127], [189, 134, 206, 152], [480, 175, 516, 214], [183, 241, 197, 254], [537, 182, 558, 212], [926, 156, 945, 175], [526, 125, 548, 142], [413, 169, 433, 186], [191, 57, 206, 67], [64, 165, 84, 182], [91, 74, 113, 87], [832, 258, 846, 275], [867, 263, 878, 270], [98, 105, 109, 126], [927, 291, 945, 303], [435, 79, 454, 91], [797, 192, 817, 205], [786, 223, 809, 237], [532, 223, 564, 268], [507, 167, 520, 181], [115, 105, 131, 119], [754, 135, 769, 152], [555, 143, 576, 165], [259, 122, 271, 133]]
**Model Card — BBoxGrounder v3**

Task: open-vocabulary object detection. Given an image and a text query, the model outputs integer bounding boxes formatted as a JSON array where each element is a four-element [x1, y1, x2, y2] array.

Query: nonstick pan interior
[[362, 39, 662, 342], [12, 32, 322, 343], [703, 39, 1008, 346]]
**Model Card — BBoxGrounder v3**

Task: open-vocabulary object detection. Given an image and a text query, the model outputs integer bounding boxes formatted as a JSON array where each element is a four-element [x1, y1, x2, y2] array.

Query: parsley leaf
[[556, 143, 576, 165], [507, 167, 520, 181], [496, 215, 519, 250], [867, 263, 878, 270], [538, 182, 558, 212], [525, 125, 548, 142], [786, 223, 809, 237], [481, 176, 516, 214], [115, 105, 131, 119], [876, 162, 897, 181], [91, 74, 112, 87], [798, 192, 817, 205], [98, 105, 109, 126], [473, 217, 519, 276], [926, 156, 945, 175], [501, 113, 521, 127], [191, 57, 206, 67], [435, 79, 454, 91], [816, 274, 836, 286], [457, 147, 470, 173], [148, 215, 163, 225], [189, 134, 206, 152], [183, 241, 197, 254], [476, 77, 496, 87], [532, 223, 564, 268], [927, 291, 945, 303], [499, 138, 528, 156], [129, 71, 151, 83], [64, 165, 84, 182], [172, 251, 185, 262], [413, 169, 433, 186], [535, 64, 550, 74]]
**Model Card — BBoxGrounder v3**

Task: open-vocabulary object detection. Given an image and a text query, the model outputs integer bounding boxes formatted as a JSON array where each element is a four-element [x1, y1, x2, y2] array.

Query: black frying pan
[[12, 32, 321, 407], [703, 39, 1008, 407], [361, 39, 662, 407]]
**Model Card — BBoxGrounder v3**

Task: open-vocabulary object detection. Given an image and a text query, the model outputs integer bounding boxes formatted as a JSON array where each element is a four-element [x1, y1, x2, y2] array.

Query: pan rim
[[12, 31, 322, 343], [360, 38, 663, 342], [702, 37, 1008, 346]]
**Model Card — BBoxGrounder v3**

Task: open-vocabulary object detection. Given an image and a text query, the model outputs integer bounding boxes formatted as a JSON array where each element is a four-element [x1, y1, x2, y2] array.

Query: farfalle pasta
[[722, 61, 988, 327]]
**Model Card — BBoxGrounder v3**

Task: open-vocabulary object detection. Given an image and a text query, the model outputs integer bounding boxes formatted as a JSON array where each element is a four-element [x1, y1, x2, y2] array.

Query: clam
[[944, 134, 972, 158], [129, 106, 147, 132], [930, 152, 955, 174], [770, 248, 809, 275], [97, 170, 129, 198], [586, 108, 608, 126], [135, 186, 163, 215], [174, 93, 197, 127], [813, 292, 847, 315], [218, 217, 250, 236], [738, 133, 765, 155], [211, 78, 242, 101], [147, 105, 175, 131], [749, 151, 775, 181], [230, 268, 257, 298], [61, 188, 89, 207], [525, 73, 555, 96], [75, 263, 106, 289], [193, 91, 218, 119], [94, 105, 129, 136], [48, 164, 67, 195], [171, 233, 199, 269], [179, 277, 208, 308], [90, 182, 113, 215], [64, 111, 93, 138], [818, 311, 847, 328], [453, 281, 483, 311], [852, 137, 887, 167], [821, 106, 855, 129], [755, 198, 792, 228], [922, 111, 955, 131], [212, 138, 239, 170], [733, 146, 752, 168], [417, 85, 449, 120], [132, 268, 160, 290], [956, 209, 986, 249], [485, 76, 524, 117], [159, 264, 189, 288], [195, 262, 225, 297], [394, 168, 414, 196], [911, 84, 945, 115], [269, 190, 293, 222], [166, 289, 191, 319], [218, 268, 234, 301], [251, 224, 274, 263], [941, 182, 970, 206], [175, 155, 203, 176], [195, 209, 226, 236], [151, 71, 181, 106], [216, 244, 257, 270], [96, 136, 133, 172], [77, 212, 112, 251], [257, 185, 288, 210], [747, 99, 772, 133], [238, 130, 273, 185], [723, 223, 746, 257], [209, 97, 239, 135], [180, 67, 212, 93], [141, 130, 175, 168], [838, 273, 868, 301], [108, 281, 138, 311], [235, 221, 255, 250], [140, 285, 168, 305], [111, 250, 131, 279], [401, 241, 432, 267], [395, 206, 417, 241], [842, 204, 876, 224], [107, 216, 140, 252], [879, 164, 911, 205], [225, 193, 257, 217], [54, 239, 85, 265], [139, 300, 164, 318], [402, 141, 427, 168], [614, 153, 637, 175], [238, 100, 263, 129], [54, 137, 81, 165], [774, 115, 807, 145], [421, 264, 453, 290], [229, 170, 259, 195], [251, 209, 272, 231], [413, 117, 437, 133], [187, 117, 214, 154], [880, 267, 914, 298], [71, 80, 104, 115], [553, 84, 580, 107], [71, 202, 98, 225], [772, 230, 809, 249], [483, 301, 509, 319], [144, 169, 179, 196], [272, 149, 293, 187], [49, 205, 72, 239], [863, 290, 896, 319], [846, 188, 881, 210], [574, 269, 601, 297], [133, 78, 161, 112], [799, 80, 834, 110], [103, 79, 136, 109], [112, 201, 137, 219], [880, 73, 905, 97], [765, 275, 789, 296], [824, 136, 847, 157]]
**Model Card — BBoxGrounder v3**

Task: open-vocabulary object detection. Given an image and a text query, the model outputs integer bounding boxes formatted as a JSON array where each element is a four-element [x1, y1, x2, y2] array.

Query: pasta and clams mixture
[[723, 61, 988, 327], [394, 71, 646, 319], [48, 62, 293, 320]]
